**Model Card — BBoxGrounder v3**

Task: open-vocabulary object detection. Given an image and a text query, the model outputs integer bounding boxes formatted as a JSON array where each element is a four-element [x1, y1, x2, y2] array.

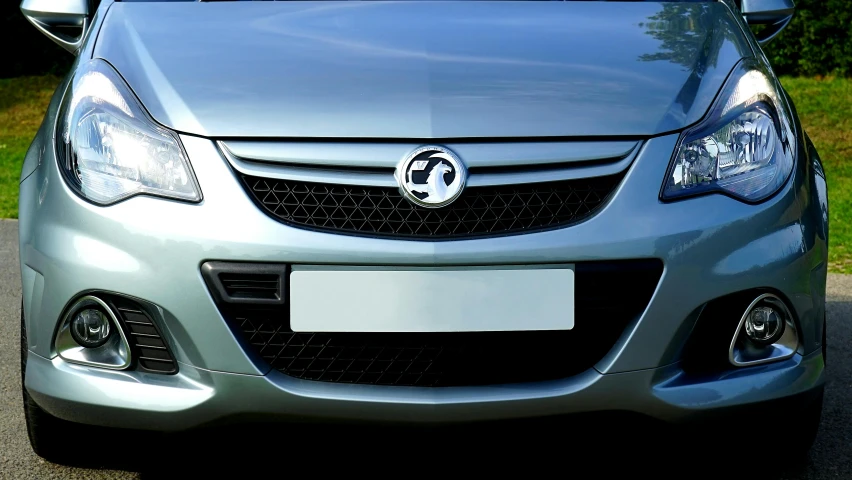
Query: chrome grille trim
[[219, 139, 640, 168], [224, 151, 397, 187], [219, 140, 641, 188], [467, 155, 635, 187]]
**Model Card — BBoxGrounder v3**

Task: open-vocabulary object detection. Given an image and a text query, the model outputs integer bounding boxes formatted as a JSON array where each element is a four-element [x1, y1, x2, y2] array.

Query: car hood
[[94, 1, 751, 139]]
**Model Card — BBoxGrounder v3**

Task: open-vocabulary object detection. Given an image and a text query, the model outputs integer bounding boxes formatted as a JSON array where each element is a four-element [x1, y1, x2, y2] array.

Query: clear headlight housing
[[662, 61, 796, 202], [56, 59, 201, 205]]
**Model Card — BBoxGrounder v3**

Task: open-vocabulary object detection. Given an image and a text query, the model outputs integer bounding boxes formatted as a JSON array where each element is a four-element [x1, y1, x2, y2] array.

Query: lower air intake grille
[[240, 173, 622, 239], [213, 260, 662, 387], [108, 297, 178, 374]]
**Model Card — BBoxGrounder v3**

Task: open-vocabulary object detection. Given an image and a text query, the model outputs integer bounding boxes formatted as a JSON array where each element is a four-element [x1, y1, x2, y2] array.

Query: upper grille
[[240, 173, 622, 239], [213, 260, 663, 387]]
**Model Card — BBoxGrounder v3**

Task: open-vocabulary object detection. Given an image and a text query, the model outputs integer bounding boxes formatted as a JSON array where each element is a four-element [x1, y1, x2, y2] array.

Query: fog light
[[729, 292, 799, 367], [744, 305, 785, 346], [69, 308, 111, 348]]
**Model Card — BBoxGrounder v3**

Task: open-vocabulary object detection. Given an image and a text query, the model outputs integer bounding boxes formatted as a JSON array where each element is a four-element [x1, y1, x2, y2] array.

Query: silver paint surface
[[94, 1, 751, 138], [19, 130, 827, 375], [16, 0, 829, 428], [24, 350, 824, 430]]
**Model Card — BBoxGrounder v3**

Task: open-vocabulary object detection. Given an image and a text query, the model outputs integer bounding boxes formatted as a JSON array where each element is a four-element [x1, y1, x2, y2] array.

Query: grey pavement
[[0, 218, 849, 478]]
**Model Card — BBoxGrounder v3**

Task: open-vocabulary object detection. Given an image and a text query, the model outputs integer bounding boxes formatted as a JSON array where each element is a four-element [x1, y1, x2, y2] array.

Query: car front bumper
[[18, 131, 829, 429], [24, 347, 825, 431]]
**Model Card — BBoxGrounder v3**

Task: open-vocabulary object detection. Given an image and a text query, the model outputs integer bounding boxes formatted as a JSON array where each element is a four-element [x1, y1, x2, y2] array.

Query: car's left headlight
[[56, 59, 201, 205], [662, 60, 796, 203]]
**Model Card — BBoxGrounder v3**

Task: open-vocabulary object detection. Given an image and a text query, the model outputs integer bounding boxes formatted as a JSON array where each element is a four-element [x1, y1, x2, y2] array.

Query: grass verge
[[781, 77, 852, 273], [0, 75, 849, 271], [0, 75, 60, 218]]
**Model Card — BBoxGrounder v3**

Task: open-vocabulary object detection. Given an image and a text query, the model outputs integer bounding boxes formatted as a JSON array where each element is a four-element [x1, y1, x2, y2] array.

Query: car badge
[[396, 146, 467, 208]]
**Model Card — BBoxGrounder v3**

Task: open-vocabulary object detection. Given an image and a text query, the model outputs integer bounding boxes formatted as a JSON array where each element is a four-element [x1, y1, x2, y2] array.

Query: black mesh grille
[[240, 173, 622, 239], [215, 260, 662, 387]]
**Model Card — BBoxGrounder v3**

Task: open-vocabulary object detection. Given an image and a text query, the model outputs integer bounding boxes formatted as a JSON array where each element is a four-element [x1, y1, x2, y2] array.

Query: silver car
[[18, 0, 827, 464]]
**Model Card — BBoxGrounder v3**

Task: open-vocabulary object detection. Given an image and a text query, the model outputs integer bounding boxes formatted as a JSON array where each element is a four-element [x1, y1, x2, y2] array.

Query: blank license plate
[[289, 265, 574, 333]]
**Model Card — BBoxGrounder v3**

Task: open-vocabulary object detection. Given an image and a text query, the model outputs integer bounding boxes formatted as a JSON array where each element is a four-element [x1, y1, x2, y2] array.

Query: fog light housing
[[729, 293, 799, 367], [55, 296, 131, 370], [70, 308, 111, 348]]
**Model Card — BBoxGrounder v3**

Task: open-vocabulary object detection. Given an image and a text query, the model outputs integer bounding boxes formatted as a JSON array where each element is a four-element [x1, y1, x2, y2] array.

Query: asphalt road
[[1, 218, 850, 478]]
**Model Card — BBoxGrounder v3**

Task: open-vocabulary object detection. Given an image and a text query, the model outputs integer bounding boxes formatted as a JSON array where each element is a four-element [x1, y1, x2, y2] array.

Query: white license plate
[[289, 265, 574, 332]]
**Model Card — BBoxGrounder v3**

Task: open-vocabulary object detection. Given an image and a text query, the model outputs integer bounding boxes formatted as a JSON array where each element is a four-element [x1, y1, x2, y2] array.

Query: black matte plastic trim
[[201, 262, 287, 305], [106, 294, 178, 375], [203, 259, 663, 387]]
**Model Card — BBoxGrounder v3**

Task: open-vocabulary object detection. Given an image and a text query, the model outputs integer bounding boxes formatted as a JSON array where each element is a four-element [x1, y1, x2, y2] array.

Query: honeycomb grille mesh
[[240, 174, 621, 239], [225, 260, 663, 387], [237, 325, 580, 387]]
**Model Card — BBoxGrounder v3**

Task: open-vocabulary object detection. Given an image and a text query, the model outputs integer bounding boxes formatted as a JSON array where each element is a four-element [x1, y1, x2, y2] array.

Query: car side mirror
[[20, 0, 91, 54], [741, 0, 795, 45]]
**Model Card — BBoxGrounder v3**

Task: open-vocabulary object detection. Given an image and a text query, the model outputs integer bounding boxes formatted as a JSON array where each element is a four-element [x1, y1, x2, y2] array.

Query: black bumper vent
[[207, 260, 663, 387], [108, 296, 178, 375], [220, 273, 280, 301], [202, 262, 287, 305], [240, 173, 622, 239]]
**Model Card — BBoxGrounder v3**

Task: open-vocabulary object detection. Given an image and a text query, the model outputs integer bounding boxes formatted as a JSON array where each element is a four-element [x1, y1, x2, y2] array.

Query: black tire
[[21, 302, 95, 465], [783, 390, 824, 460], [785, 315, 828, 459], [790, 316, 826, 458]]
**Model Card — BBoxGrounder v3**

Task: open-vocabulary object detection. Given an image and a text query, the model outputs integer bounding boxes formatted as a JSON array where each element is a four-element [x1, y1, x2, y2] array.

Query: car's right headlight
[[56, 59, 201, 205], [661, 60, 796, 203]]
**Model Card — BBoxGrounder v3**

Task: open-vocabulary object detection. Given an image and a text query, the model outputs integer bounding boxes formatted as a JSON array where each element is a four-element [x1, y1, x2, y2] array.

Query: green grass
[[0, 75, 850, 271], [781, 76, 852, 273], [0, 75, 60, 218]]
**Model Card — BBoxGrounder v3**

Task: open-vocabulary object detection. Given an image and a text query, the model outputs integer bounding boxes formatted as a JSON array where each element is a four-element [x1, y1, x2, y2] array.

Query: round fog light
[[744, 304, 785, 346], [70, 308, 112, 348]]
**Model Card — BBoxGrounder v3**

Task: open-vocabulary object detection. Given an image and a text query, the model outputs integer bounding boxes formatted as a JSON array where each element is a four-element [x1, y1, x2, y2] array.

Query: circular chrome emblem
[[396, 146, 466, 208]]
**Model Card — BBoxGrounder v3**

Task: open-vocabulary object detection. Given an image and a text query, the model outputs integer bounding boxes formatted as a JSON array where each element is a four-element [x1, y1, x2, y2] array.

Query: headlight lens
[[57, 60, 201, 204], [662, 62, 796, 202]]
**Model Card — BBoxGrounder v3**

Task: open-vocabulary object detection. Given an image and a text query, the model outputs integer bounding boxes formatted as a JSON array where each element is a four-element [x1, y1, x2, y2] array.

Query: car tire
[[787, 316, 827, 459], [789, 391, 824, 459], [21, 302, 95, 465], [784, 315, 828, 459]]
